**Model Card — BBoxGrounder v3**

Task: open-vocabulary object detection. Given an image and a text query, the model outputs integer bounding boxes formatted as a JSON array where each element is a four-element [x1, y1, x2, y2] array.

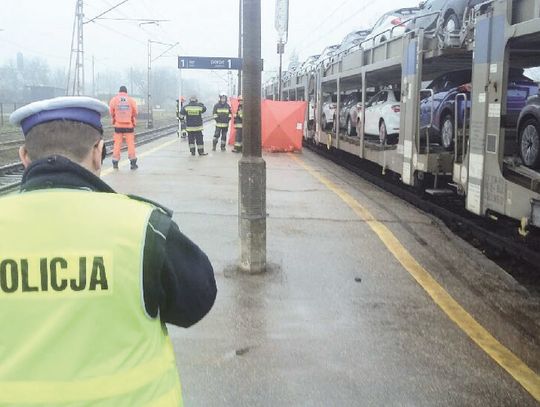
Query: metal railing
[[454, 93, 469, 163], [420, 89, 434, 154]]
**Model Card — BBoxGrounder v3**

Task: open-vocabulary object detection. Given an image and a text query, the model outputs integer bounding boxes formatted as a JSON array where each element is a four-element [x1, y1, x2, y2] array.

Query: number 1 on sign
[[228, 59, 231, 69]]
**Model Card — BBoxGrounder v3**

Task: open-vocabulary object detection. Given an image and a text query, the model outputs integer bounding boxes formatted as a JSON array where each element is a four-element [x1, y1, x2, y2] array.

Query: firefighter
[[176, 97, 187, 139], [212, 92, 232, 151], [180, 95, 208, 156], [232, 95, 243, 153], [5, 96, 217, 405], [109, 86, 138, 170]]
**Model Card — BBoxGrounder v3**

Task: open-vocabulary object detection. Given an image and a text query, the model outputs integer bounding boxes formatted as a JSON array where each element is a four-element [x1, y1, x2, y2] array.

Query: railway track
[[0, 123, 180, 194], [306, 140, 540, 290], [0, 139, 24, 150]]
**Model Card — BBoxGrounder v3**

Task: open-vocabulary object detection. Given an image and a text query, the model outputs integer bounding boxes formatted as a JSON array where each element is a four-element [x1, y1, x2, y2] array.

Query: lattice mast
[[66, 0, 85, 95]]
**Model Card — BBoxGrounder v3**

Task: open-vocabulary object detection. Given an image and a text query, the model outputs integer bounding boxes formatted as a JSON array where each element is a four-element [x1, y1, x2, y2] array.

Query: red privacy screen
[[229, 99, 307, 152]]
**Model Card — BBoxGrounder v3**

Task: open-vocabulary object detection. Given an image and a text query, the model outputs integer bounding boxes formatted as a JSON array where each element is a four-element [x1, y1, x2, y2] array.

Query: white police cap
[[10, 96, 109, 136]]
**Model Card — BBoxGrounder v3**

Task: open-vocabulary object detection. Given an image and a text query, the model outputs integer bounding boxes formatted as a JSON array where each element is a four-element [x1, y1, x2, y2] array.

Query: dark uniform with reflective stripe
[[233, 104, 243, 153], [180, 101, 207, 156], [212, 101, 232, 151], [176, 99, 187, 139]]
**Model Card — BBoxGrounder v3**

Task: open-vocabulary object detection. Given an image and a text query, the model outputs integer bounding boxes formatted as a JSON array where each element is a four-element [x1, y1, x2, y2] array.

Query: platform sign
[[275, 0, 289, 43], [178, 56, 242, 70]]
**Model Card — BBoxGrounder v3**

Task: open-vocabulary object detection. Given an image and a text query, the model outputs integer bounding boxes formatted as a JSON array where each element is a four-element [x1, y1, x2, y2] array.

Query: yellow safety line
[[291, 154, 540, 402]]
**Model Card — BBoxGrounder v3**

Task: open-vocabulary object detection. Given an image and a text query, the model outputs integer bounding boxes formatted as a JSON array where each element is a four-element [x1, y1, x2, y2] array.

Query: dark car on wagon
[[517, 94, 540, 169], [407, 0, 485, 35], [419, 69, 539, 150]]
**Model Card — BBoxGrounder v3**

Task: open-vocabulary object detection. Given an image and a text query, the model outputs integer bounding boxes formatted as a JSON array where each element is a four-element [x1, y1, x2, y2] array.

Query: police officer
[[109, 86, 139, 169], [3, 96, 217, 406], [180, 95, 208, 156], [232, 95, 243, 153], [212, 92, 232, 151]]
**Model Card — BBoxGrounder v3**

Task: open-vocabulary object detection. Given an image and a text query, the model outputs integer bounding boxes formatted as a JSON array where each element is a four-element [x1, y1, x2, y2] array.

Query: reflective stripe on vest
[[0, 189, 183, 406], [215, 123, 229, 128], [184, 106, 203, 115], [187, 126, 204, 132]]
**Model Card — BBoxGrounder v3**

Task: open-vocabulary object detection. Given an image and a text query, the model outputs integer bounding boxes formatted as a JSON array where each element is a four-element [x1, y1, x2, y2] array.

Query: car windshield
[[324, 95, 338, 103], [348, 92, 362, 103], [366, 94, 378, 106], [448, 71, 472, 87], [372, 14, 390, 29], [428, 71, 472, 92], [510, 67, 536, 82]]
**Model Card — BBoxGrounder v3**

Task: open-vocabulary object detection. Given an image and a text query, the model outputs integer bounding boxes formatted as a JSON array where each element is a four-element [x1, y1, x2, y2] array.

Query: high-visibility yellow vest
[[0, 189, 183, 406]]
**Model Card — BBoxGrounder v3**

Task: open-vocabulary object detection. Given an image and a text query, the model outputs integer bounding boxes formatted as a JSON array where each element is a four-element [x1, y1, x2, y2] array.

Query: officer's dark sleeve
[[143, 209, 217, 328], [201, 104, 207, 114]]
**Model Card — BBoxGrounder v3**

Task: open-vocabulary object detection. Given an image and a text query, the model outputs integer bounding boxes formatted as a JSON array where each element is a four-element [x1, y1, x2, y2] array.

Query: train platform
[[102, 124, 540, 407]]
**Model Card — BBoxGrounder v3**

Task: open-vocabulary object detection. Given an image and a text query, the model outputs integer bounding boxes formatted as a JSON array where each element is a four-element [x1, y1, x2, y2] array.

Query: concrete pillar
[[239, 0, 266, 273]]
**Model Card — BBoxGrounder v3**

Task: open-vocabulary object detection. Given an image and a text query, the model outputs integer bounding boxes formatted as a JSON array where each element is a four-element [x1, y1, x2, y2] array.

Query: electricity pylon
[[66, 0, 85, 96]]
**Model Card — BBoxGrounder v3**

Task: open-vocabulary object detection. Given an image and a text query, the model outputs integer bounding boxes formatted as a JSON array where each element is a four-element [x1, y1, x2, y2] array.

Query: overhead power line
[[84, 0, 130, 24], [152, 42, 179, 62], [91, 20, 147, 46], [296, 2, 375, 54], [293, 0, 356, 47], [93, 17, 170, 22]]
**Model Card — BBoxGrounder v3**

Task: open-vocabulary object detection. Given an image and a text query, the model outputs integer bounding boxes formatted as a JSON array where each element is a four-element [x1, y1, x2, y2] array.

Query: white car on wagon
[[361, 88, 402, 144]]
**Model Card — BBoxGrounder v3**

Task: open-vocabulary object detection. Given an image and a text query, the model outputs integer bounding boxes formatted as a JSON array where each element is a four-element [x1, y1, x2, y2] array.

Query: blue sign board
[[178, 56, 243, 70]]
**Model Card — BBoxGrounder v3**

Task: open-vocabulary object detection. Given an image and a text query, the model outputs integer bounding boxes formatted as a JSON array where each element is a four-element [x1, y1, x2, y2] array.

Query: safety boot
[[198, 149, 208, 156], [221, 143, 226, 151], [112, 160, 119, 169], [130, 158, 138, 170]]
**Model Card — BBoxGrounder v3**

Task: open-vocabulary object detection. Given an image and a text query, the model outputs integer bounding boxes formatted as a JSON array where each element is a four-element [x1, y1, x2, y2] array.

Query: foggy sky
[[0, 0, 419, 91]]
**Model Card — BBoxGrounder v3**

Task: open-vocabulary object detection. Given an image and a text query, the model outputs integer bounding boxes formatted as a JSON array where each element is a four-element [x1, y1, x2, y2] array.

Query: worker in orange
[[109, 86, 139, 170]]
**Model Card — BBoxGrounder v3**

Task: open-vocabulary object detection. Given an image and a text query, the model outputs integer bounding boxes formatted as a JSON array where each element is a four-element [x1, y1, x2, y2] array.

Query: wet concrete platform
[[103, 126, 540, 406]]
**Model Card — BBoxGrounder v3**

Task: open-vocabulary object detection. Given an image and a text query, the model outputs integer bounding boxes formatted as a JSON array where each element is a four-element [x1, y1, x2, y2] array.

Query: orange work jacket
[[109, 92, 138, 129]]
